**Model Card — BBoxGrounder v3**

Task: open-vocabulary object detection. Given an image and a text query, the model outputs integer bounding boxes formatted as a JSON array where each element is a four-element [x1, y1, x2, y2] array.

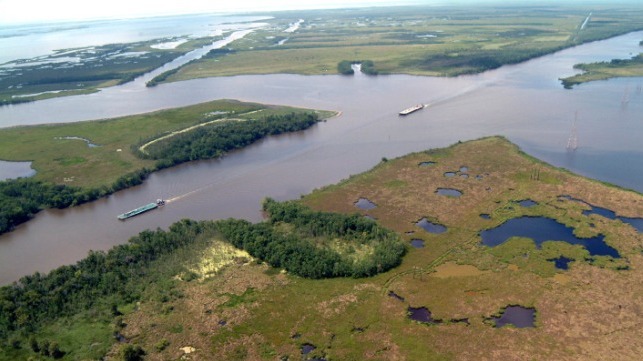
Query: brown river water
[[0, 31, 642, 284]]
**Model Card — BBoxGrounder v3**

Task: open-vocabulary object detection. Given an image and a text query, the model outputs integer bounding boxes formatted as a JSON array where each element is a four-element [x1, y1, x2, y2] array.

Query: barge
[[399, 104, 424, 116], [117, 199, 165, 220]]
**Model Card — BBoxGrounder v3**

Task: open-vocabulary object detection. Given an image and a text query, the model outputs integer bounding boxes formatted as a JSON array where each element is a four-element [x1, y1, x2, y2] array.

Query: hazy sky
[[0, 0, 421, 24]]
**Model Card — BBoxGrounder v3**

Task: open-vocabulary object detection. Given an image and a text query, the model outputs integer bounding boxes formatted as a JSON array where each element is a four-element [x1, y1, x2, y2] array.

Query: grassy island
[[560, 53, 643, 88], [0, 100, 335, 234], [1, 137, 641, 360]]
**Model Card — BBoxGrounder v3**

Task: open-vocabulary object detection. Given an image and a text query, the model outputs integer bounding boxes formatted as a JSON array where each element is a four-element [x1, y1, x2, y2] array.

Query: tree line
[[136, 112, 321, 169], [0, 168, 151, 236]]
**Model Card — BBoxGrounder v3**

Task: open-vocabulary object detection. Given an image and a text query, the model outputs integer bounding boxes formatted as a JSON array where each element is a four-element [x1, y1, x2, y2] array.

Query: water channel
[[0, 31, 642, 284]]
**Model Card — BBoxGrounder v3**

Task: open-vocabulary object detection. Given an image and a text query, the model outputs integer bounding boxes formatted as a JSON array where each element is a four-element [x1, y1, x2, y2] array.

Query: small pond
[[436, 188, 462, 197], [354, 197, 377, 210], [460, 174, 469, 179], [410, 239, 425, 248], [444, 172, 456, 178], [0, 160, 35, 180], [416, 218, 447, 234], [518, 199, 538, 207], [480, 216, 620, 258], [460, 166, 469, 173], [301, 343, 316, 355], [408, 307, 441, 324], [418, 161, 436, 167], [491, 305, 536, 328], [548, 256, 574, 270], [480, 214, 491, 220]]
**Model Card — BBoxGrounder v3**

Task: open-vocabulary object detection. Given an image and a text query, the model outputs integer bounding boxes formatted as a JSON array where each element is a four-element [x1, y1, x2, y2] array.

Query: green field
[[560, 53, 643, 88], [161, 5, 643, 82], [0, 100, 334, 189], [3, 137, 640, 360]]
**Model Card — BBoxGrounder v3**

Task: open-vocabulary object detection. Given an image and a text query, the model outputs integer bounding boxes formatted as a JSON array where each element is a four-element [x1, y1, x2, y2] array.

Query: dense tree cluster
[[337, 60, 354, 75], [138, 112, 321, 168], [0, 179, 93, 234], [0, 219, 210, 340], [0, 168, 151, 236], [216, 199, 405, 279]]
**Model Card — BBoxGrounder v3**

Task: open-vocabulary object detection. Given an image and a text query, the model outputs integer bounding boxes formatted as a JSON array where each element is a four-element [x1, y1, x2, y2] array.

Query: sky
[[0, 0, 421, 25]]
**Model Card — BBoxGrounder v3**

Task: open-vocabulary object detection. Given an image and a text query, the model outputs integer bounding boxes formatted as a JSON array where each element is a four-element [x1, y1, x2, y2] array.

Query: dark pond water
[[419, 161, 436, 167], [548, 256, 574, 270], [480, 216, 620, 258], [480, 214, 491, 219], [518, 199, 538, 207], [355, 197, 377, 210], [436, 188, 463, 197], [1, 30, 643, 284], [301, 344, 316, 355], [410, 239, 425, 248], [416, 218, 448, 234], [408, 307, 442, 324], [444, 172, 457, 178], [491, 305, 536, 328]]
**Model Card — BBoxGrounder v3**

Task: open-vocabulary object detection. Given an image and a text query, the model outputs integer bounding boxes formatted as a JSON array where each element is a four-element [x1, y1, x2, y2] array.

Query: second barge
[[399, 104, 425, 116]]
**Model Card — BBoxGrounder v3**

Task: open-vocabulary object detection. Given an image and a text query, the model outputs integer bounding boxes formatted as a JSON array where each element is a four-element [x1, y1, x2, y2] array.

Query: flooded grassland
[[109, 137, 642, 360]]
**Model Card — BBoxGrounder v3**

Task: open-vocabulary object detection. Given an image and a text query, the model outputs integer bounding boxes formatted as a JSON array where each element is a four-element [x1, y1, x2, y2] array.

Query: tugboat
[[117, 199, 165, 220], [399, 104, 425, 116]]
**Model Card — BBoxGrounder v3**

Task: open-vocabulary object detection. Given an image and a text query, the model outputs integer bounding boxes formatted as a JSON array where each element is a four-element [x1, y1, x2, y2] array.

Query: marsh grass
[[102, 137, 642, 360]]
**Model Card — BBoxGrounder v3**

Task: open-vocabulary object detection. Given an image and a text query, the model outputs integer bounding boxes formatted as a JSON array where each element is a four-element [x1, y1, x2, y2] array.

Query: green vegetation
[[361, 60, 378, 75], [560, 53, 643, 88], [0, 100, 334, 235], [135, 112, 322, 169], [160, 5, 643, 82], [2, 137, 641, 360], [0, 219, 213, 360], [337, 60, 354, 75], [216, 198, 405, 278]]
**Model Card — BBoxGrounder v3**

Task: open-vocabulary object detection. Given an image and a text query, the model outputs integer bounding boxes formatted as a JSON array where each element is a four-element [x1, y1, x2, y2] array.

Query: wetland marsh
[[1, 4, 643, 360]]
